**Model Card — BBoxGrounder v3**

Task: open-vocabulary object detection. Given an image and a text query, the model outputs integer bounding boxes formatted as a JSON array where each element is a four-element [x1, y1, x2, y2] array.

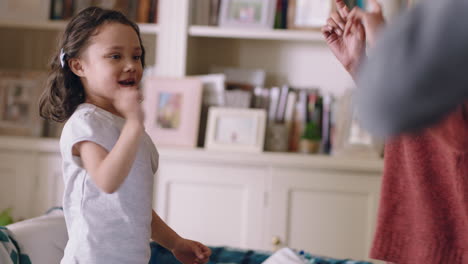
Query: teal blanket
[[0, 226, 31, 264], [149, 243, 373, 264]]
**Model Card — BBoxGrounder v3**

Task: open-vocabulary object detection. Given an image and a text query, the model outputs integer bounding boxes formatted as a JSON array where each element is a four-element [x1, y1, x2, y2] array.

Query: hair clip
[[60, 48, 66, 68]]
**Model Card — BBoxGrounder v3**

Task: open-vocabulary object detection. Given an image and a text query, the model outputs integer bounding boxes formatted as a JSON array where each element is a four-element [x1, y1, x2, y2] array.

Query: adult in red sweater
[[323, 0, 468, 263]]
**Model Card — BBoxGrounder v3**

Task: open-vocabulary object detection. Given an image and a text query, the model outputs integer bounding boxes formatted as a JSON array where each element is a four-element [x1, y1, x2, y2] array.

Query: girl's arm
[[75, 89, 144, 194], [150, 209, 182, 249], [74, 119, 143, 193], [150, 210, 211, 264], [355, 0, 468, 137]]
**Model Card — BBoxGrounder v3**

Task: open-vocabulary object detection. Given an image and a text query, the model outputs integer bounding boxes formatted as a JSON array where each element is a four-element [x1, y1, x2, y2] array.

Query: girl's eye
[[110, 54, 121, 59], [133, 55, 141, 60]]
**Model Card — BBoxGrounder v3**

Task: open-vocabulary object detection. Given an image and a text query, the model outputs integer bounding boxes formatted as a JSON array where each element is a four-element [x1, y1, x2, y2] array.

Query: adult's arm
[[355, 0, 468, 137]]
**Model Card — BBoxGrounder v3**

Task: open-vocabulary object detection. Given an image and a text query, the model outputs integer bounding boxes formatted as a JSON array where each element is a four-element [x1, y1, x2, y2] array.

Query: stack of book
[[253, 86, 335, 155], [50, 0, 159, 23]]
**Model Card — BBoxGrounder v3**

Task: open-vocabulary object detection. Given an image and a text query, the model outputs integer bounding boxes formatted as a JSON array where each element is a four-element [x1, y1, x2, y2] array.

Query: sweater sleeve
[[355, 0, 468, 138], [428, 102, 468, 152]]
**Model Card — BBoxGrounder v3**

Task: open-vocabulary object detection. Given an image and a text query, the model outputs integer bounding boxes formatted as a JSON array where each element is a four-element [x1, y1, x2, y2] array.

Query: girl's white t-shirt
[[59, 103, 158, 264]]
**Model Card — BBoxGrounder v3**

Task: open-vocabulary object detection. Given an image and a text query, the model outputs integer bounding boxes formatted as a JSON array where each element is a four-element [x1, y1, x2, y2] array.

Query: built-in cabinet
[[0, 137, 383, 261]]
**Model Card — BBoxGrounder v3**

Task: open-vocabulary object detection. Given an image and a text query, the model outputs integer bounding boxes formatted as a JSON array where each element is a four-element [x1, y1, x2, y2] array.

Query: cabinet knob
[[271, 236, 282, 251], [272, 236, 281, 246]]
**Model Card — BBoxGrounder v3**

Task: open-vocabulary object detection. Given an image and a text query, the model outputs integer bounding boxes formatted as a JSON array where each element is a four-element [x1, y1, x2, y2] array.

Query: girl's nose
[[124, 60, 138, 72]]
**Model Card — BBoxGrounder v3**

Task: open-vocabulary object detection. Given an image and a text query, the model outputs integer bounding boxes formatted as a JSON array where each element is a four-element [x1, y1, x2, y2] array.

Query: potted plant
[[299, 122, 321, 153]]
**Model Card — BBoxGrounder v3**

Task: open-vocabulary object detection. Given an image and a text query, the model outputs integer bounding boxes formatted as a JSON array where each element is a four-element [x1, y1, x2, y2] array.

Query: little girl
[[39, 7, 211, 264]]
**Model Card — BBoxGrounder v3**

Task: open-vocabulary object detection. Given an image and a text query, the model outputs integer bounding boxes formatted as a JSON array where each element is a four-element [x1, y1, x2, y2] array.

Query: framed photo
[[0, 71, 46, 137], [205, 107, 266, 153], [218, 0, 277, 29], [332, 89, 384, 158], [288, 0, 334, 30], [142, 77, 203, 148], [194, 74, 226, 147]]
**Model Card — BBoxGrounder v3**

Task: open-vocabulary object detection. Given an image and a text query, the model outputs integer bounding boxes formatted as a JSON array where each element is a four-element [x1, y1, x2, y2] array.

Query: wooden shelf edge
[[189, 25, 325, 42], [0, 135, 383, 172]]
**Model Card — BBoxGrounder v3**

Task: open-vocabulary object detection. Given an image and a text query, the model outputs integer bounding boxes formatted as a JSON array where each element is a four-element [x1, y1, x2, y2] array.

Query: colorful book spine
[[50, 0, 64, 20]]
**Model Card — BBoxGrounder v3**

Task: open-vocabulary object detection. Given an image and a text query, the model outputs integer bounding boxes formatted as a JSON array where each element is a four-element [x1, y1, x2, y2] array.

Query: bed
[[2, 208, 373, 264]]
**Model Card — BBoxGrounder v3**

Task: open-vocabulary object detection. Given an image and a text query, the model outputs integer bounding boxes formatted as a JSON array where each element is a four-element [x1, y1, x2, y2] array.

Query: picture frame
[[205, 107, 266, 153], [142, 77, 203, 148], [0, 71, 46, 137], [194, 74, 226, 147], [332, 89, 384, 158], [218, 0, 277, 29], [287, 0, 334, 30]]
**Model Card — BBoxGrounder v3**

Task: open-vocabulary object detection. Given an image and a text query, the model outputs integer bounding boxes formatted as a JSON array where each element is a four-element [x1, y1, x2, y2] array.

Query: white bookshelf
[[189, 25, 325, 42], [0, 20, 160, 34]]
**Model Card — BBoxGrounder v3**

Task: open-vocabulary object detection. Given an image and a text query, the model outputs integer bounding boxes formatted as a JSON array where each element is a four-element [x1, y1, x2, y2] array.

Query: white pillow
[[7, 210, 67, 264], [262, 248, 307, 264]]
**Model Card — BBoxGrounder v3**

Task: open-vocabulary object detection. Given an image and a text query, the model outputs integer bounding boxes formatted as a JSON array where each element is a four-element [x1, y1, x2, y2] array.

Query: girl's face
[[75, 22, 143, 109]]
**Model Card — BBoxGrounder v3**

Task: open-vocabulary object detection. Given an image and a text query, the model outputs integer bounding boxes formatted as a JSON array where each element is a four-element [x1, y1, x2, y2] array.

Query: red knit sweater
[[370, 104, 468, 264]]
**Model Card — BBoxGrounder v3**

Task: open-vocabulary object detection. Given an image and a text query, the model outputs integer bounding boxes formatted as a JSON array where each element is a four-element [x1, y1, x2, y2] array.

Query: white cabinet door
[[36, 153, 63, 216], [0, 151, 36, 220], [267, 168, 381, 261], [155, 159, 267, 250]]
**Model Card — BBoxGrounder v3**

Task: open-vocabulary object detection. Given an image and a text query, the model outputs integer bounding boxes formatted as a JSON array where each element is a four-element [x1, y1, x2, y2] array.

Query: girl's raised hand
[[113, 88, 144, 124], [171, 238, 211, 264]]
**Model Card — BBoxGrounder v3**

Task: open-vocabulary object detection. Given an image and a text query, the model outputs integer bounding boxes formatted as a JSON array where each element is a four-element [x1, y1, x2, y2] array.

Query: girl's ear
[[69, 58, 85, 77]]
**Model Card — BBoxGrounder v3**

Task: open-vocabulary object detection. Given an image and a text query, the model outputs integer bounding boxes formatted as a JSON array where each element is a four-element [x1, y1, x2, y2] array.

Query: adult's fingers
[[356, 22, 365, 41], [367, 0, 382, 12], [331, 12, 345, 30], [344, 7, 364, 35], [327, 17, 343, 35], [321, 26, 337, 42], [335, 0, 350, 18]]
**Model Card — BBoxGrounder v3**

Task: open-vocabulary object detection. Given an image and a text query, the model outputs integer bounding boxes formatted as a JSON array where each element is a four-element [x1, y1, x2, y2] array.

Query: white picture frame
[[218, 0, 277, 29], [205, 107, 266, 153], [0, 71, 46, 137], [287, 0, 333, 30]]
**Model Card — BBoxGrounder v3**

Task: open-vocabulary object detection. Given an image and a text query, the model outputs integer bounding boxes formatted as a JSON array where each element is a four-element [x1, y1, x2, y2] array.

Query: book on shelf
[[274, 0, 289, 29], [209, 0, 221, 26], [268, 87, 280, 122], [193, 0, 209, 25], [275, 85, 289, 122], [284, 90, 297, 131], [320, 94, 333, 154], [50, 0, 158, 23], [137, 0, 151, 23]]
